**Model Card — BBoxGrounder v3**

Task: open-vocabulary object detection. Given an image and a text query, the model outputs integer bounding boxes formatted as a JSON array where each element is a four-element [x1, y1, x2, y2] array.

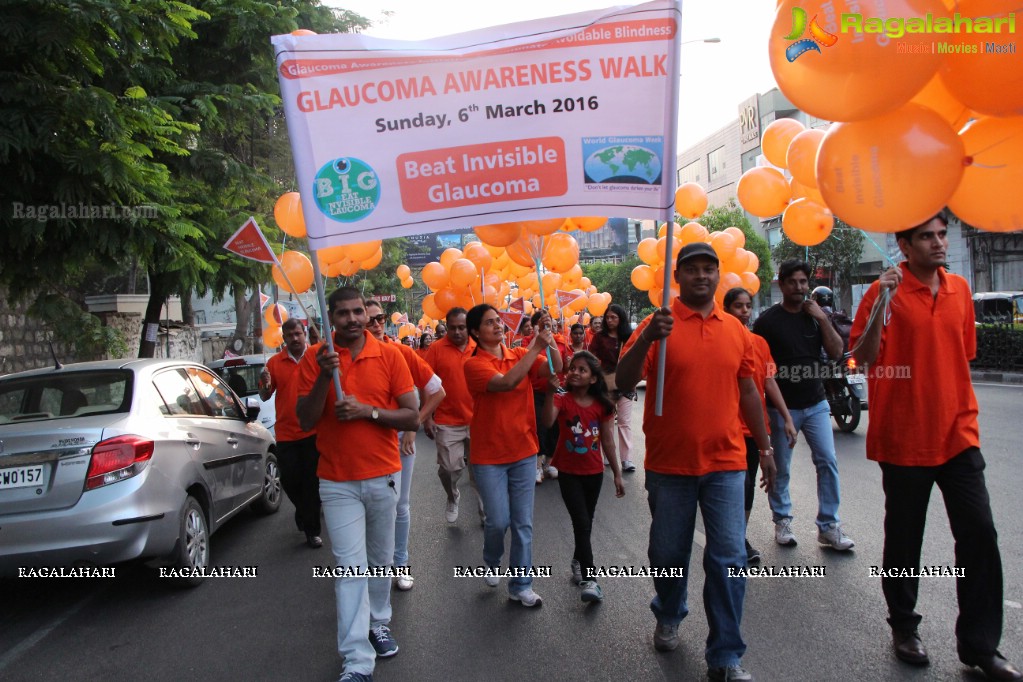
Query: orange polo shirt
[[464, 345, 546, 465], [266, 349, 315, 442], [623, 298, 754, 476], [424, 336, 476, 426], [849, 263, 979, 466], [740, 331, 775, 438], [296, 331, 414, 482], [387, 336, 437, 392]]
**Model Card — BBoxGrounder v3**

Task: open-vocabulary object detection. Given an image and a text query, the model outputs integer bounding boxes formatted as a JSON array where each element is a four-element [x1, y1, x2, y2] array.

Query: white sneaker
[[546, 464, 558, 479], [445, 491, 459, 523], [484, 569, 499, 587], [622, 460, 637, 472], [535, 466, 543, 484], [509, 588, 543, 607], [818, 524, 855, 551], [570, 559, 583, 585], [775, 518, 797, 546], [395, 573, 414, 591], [580, 581, 604, 602]]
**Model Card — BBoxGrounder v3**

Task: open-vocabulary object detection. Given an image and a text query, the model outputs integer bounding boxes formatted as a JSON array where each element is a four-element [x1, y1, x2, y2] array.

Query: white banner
[[271, 0, 682, 249]]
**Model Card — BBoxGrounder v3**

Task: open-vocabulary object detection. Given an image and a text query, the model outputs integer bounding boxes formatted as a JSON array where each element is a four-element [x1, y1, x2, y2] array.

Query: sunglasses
[[368, 314, 387, 324]]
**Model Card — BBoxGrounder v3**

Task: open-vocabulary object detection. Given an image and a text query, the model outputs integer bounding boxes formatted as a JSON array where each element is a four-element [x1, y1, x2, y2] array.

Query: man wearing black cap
[[617, 242, 775, 682]]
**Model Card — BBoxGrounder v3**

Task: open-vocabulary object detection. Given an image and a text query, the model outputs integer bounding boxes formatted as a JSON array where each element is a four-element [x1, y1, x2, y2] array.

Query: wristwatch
[[759, 448, 774, 457], [371, 407, 380, 421]]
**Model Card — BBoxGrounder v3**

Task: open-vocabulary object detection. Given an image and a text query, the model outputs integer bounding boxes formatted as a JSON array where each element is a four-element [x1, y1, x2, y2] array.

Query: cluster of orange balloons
[[765, 0, 1022, 234], [634, 222, 761, 306], [261, 303, 289, 349]]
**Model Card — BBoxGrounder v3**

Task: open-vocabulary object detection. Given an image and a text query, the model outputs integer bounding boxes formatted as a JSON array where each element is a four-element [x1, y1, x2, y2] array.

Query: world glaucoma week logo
[[314, 157, 380, 223], [784, 7, 839, 62]]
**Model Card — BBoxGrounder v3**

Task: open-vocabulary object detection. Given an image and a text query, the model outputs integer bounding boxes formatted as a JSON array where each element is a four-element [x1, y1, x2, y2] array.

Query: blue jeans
[[320, 475, 399, 676], [646, 470, 747, 668], [393, 446, 415, 567], [473, 454, 536, 594], [768, 401, 842, 531]]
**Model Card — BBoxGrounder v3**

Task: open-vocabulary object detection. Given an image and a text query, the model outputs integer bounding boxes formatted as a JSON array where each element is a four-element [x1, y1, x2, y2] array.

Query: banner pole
[[309, 249, 344, 399]]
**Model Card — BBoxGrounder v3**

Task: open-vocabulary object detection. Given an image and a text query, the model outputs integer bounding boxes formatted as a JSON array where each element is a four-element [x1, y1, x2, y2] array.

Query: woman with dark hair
[[723, 287, 797, 565], [587, 303, 638, 472], [463, 303, 562, 607], [543, 350, 624, 603]]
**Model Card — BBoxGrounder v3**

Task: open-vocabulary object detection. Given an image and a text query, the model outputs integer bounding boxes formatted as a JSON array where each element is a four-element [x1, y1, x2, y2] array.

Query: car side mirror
[[245, 397, 261, 423]]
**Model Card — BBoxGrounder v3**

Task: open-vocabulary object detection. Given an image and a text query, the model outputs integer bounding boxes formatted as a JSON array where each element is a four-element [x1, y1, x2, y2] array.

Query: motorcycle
[[824, 352, 867, 433]]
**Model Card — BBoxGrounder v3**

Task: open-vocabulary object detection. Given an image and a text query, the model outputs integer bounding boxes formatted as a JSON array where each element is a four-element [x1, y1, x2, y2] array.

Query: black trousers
[[879, 447, 1003, 657], [558, 472, 604, 582], [743, 436, 760, 512], [277, 435, 321, 536], [532, 390, 558, 458]]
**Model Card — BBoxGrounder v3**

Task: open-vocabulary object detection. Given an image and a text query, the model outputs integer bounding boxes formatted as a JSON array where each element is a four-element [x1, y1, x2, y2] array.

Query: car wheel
[[169, 496, 209, 587], [252, 453, 282, 514]]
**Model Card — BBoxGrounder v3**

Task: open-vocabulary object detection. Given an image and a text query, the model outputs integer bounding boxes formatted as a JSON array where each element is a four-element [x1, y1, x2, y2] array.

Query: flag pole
[[309, 249, 344, 400]]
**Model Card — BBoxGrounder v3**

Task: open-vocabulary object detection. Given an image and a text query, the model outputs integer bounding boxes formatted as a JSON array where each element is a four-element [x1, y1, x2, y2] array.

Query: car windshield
[[0, 370, 132, 424], [213, 363, 263, 397]]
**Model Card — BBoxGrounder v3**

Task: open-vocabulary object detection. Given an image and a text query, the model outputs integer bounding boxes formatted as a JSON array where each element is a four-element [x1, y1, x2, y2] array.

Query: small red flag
[[224, 217, 277, 264]]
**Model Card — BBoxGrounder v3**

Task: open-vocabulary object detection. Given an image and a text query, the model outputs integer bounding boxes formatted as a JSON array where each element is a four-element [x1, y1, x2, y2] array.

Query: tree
[[685, 199, 774, 291], [582, 257, 649, 322], [771, 218, 865, 312]]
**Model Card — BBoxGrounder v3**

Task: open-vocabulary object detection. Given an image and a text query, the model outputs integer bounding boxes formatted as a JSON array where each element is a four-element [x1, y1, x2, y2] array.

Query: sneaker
[[580, 581, 604, 602], [338, 672, 372, 682], [818, 524, 855, 551], [509, 588, 543, 607], [745, 539, 761, 565], [708, 664, 753, 681], [306, 534, 323, 548], [368, 624, 398, 658], [484, 570, 500, 587], [622, 460, 637, 472], [775, 518, 797, 546], [653, 622, 679, 652], [570, 559, 583, 585], [445, 491, 460, 523], [546, 464, 559, 479], [395, 573, 414, 591], [535, 466, 543, 484]]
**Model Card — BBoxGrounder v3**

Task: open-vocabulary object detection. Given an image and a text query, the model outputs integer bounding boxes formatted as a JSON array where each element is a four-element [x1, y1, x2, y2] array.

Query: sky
[[323, 0, 780, 151]]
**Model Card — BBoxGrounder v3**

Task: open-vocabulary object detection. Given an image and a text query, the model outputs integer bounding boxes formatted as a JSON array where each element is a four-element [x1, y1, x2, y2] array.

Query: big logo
[[784, 7, 840, 61]]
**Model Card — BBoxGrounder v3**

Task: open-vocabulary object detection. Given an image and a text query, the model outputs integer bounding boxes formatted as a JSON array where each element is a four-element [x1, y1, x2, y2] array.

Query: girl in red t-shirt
[[542, 351, 625, 603]]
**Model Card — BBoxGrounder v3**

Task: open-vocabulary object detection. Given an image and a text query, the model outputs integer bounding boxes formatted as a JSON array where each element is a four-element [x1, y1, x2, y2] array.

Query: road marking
[[0, 586, 107, 673], [694, 529, 705, 548]]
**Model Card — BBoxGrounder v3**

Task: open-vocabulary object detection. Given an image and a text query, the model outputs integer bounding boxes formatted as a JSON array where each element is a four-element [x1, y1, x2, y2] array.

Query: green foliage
[[28, 293, 128, 361], [582, 256, 649, 322], [771, 219, 865, 304], [686, 199, 774, 289]]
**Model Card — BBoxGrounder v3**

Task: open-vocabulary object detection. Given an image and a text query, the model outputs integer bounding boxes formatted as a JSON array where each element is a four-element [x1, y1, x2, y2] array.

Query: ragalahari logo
[[785, 7, 839, 61]]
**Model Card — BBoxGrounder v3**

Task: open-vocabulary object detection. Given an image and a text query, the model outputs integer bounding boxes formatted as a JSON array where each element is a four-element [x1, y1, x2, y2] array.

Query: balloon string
[[860, 232, 899, 268], [968, 132, 1020, 160], [534, 256, 555, 374]]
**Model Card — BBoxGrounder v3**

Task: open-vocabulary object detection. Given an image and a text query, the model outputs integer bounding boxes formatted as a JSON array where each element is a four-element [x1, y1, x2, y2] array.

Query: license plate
[[847, 374, 865, 385], [0, 465, 46, 489]]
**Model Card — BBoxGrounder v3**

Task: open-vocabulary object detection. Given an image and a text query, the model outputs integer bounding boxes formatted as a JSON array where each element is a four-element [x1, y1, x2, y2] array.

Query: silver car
[[0, 359, 281, 585], [207, 355, 277, 436]]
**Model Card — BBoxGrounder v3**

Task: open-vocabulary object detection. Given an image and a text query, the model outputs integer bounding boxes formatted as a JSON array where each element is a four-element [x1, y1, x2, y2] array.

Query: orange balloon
[[272, 250, 314, 294], [680, 222, 709, 245], [720, 272, 743, 294], [940, 0, 1023, 117], [746, 252, 760, 273], [337, 257, 360, 277], [723, 227, 746, 249], [587, 293, 610, 316], [390, 312, 402, 325], [422, 294, 443, 320], [542, 232, 580, 273], [648, 287, 664, 307], [440, 248, 463, 269], [434, 288, 459, 314], [762, 118, 805, 168], [505, 237, 538, 268], [816, 103, 965, 232], [274, 192, 306, 238], [637, 238, 660, 266], [323, 259, 347, 278], [291, 29, 317, 36], [359, 248, 383, 271], [317, 245, 347, 265], [474, 223, 521, 247], [569, 217, 607, 232], [631, 265, 656, 291], [347, 240, 381, 262], [740, 272, 761, 296], [401, 276, 414, 289], [396, 264, 411, 280], [737, 167, 791, 218], [421, 262, 449, 290], [542, 272, 562, 293], [782, 199, 835, 246], [675, 182, 708, 219], [790, 177, 826, 206], [785, 128, 826, 188], [910, 73, 974, 133], [655, 235, 683, 265], [770, 0, 946, 122], [463, 244, 493, 273], [948, 116, 1023, 232], [657, 222, 683, 239], [521, 219, 564, 236], [262, 325, 283, 348], [709, 231, 738, 263], [264, 303, 288, 327], [449, 259, 477, 288]]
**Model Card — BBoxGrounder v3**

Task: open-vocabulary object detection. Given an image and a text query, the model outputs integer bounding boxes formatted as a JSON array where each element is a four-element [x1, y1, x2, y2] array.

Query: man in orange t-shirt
[[424, 307, 484, 525], [850, 214, 1019, 680], [296, 287, 418, 680], [259, 318, 321, 548], [617, 242, 774, 681]]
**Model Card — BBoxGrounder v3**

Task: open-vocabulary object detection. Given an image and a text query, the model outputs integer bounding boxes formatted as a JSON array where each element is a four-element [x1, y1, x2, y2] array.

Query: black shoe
[[960, 652, 1023, 680], [892, 630, 929, 666], [745, 539, 761, 565], [306, 534, 323, 548]]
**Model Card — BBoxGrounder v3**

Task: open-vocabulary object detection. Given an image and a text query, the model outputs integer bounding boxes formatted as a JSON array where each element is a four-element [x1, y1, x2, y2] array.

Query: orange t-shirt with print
[[739, 331, 775, 438], [296, 331, 414, 482], [266, 349, 315, 442], [424, 336, 476, 426]]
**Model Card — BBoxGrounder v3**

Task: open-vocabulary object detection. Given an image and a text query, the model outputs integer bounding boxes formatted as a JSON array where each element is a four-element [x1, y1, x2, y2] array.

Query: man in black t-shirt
[[752, 261, 854, 551]]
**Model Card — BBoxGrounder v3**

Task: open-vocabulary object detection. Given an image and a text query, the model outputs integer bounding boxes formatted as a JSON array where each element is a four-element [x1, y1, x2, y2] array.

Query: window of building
[[679, 159, 702, 185], [708, 147, 726, 183]]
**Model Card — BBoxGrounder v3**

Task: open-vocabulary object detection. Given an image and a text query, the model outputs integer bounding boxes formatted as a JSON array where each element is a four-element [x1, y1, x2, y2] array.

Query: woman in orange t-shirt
[[463, 304, 561, 607]]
